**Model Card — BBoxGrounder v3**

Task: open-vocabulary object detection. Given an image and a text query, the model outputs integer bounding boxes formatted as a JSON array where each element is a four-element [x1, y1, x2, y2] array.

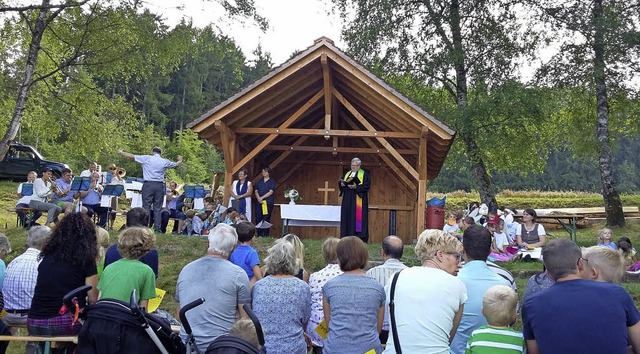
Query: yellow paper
[[314, 319, 329, 340], [261, 200, 268, 215], [364, 350, 376, 354], [147, 288, 166, 313]]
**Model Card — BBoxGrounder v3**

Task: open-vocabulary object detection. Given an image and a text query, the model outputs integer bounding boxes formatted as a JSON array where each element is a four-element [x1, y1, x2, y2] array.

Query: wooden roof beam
[[264, 145, 418, 155], [416, 126, 429, 235], [234, 127, 420, 139], [333, 87, 420, 181], [231, 89, 324, 174], [321, 54, 333, 135], [215, 121, 236, 172], [343, 116, 417, 194]]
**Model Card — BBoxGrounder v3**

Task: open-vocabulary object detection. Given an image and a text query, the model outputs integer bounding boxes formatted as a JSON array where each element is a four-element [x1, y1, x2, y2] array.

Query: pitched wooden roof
[[188, 37, 455, 180]]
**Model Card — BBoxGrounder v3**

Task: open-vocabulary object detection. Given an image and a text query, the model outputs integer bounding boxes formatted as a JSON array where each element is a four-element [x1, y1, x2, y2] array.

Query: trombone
[[49, 176, 67, 197]]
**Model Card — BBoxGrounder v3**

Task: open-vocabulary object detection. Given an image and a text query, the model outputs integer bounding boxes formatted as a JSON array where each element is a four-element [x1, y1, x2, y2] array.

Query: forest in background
[[0, 1, 638, 199]]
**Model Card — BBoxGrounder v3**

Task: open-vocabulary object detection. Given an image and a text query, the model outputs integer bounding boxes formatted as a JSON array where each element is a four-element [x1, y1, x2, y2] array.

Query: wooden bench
[[6, 207, 33, 228], [0, 335, 77, 354]]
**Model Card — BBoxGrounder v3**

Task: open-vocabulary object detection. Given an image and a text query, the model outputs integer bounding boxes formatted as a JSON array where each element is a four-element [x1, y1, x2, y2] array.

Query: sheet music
[[194, 198, 204, 210], [131, 193, 143, 208], [100, 195, 112, 207]]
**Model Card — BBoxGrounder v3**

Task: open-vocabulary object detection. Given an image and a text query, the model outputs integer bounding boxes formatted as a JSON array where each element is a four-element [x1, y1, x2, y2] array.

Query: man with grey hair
[[339, 157, 371, 242], [3, 225, 51, 354], [366, 235, 407, 344], [175, 223, 251, 352], [522, 238, 640, 354]]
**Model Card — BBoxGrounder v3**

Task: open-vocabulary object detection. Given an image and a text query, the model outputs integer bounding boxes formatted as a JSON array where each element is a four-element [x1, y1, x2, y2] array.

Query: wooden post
[[317, 181, 336, 205], [416, 127, 429, 236]]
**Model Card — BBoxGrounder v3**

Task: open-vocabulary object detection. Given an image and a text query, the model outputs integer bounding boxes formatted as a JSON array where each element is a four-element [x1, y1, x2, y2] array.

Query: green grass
[[2, 181, 640, 352]]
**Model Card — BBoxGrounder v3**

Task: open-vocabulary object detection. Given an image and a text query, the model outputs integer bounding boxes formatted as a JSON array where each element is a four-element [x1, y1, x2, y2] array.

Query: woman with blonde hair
[[384, 229, 467, 354], [252, 239, 310, 354], [282, 233, 309, 282]]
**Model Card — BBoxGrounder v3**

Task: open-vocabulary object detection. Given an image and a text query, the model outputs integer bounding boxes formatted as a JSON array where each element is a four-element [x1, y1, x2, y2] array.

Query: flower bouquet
[[284, 189, 301, 204]]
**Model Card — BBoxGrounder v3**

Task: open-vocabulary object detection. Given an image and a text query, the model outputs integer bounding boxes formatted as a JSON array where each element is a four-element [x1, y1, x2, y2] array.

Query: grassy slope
[[1, 181, 640, 352]]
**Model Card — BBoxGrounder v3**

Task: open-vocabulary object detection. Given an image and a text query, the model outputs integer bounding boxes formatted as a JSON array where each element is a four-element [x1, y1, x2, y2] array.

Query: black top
[[29, 256, 97, 319], [255, 178, 276, 205]]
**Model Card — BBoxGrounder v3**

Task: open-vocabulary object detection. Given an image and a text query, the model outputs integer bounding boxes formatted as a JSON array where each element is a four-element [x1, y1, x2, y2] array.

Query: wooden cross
[[317, 181, 336, 205]]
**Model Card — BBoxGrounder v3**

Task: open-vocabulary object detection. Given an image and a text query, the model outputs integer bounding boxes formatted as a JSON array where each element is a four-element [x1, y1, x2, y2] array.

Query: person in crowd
[[282, 234, 309, 282], [104, 207, 159, 278], [229, 222, 263, 286], [192, 211, 207, 235], [323, 236, 384, 353], [451, 225, 511, 354], [383, 229, 466, 354], [51, 167, 75, 216], [175, 223, 251, 352], [596, 228, 617, 249], [522, 238, 640, 354], [580, 246, 625, 283], [117, 146, 183, 232], [78, 172, 108, 228], [465, 285, 524, 354], [28, 213, 99, 337], [339, 157, 371, 242], [489, 217, 513, 262], [443, 211, 461, 235], [461, 216, 475, 231], [29, 167, 62, 228], [516, 209, 546, 248], [16, 171, 42, 228], [0, 235, 11, 309], [522, 266, 555, 301], [161, 181, 186, 233], [619, 237, 640, 270], [228, 168, 253, 222], [307, 237, 342, 354], [252, 239, 311, 354], [254, 167, 276, 237], [229, 318, 261, 350], [366, 235, 407, 345], [95, 227, 110, 279], [2, 225, 51, 354], [98, 227, 156, 308], [79, 162, 98, 177]]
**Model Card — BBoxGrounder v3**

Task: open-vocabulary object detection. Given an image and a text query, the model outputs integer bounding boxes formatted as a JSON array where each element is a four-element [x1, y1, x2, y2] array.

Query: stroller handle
[[179, 298, 205, 335], [62, 285, 92, 308]]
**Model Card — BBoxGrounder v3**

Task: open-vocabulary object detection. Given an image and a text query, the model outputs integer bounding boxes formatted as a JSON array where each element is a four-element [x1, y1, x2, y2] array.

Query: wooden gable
[[188, 37, 455, 243]]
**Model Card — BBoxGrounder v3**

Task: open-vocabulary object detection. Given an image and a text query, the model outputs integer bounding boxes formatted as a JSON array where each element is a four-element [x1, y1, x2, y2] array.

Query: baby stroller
[[206, 304, 266, 354], [76, 287, 204, 354]]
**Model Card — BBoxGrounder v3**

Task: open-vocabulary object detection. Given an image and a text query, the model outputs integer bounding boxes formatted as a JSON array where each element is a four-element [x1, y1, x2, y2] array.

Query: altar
[[279, 204, 341, 235]]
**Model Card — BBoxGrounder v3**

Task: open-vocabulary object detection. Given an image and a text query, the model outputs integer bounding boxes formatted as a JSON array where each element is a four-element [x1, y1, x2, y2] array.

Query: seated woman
[[252, 239, 311, 354], [28, 213, 99, 337], [516, 208, 547, 248], [322, 236, 385, 354], [384, 229, 466, 354]]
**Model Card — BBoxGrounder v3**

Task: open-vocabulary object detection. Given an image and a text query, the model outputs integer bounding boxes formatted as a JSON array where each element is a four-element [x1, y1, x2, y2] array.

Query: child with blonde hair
[[597, 228, 616, 249], [97, 227, 156, 309], [95, 227, 110, 279], [580, 246, 625, 283], [466, 285, 524, 353]]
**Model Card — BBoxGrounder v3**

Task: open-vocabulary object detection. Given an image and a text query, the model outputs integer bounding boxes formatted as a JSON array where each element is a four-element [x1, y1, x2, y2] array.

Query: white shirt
[[31, 178, 53, 202], [2, 248, 41, 310], [494, 231, 510, 251], [306, 263, 343, 347], [79, 169, 93, 177], [134, 153, 177, 182], [383, 266, 467, 354], [367, 259, 408, 331]]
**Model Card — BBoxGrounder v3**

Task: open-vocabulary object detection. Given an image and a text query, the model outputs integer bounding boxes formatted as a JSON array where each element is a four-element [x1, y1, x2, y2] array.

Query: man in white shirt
[[28, 168, 62, 227], [366, 235, 407, 345], [3, 225, 51, 354], [117, 147, 182, 232], [79, 162, 98, 177]]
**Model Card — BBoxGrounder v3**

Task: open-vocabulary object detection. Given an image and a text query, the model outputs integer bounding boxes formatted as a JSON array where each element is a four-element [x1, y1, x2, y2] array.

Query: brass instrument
[[171, 190, 179, 197], [48, 177, 66, 196], [116, 167, 126, 178]]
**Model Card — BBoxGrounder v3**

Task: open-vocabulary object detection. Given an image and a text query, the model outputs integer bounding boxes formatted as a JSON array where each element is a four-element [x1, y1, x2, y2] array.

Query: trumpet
[[49, 177, 67, 197]]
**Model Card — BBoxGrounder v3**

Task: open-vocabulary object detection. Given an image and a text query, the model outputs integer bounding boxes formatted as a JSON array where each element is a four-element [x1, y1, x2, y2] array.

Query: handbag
[[389, 270, 403, 354]]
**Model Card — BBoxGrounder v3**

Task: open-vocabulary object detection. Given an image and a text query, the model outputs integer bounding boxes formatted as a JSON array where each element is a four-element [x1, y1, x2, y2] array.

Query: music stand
[[101, 184, 125, 229], [21, 183, 33, 196], [184, 185, 205, 210], [71, 177, 91, 212]]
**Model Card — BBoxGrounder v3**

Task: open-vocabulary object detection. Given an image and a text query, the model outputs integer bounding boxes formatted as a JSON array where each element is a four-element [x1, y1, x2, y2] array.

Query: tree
[[532, 0, 640, 226], [329, 0, 549, 207], [0, 0, 267, 161]]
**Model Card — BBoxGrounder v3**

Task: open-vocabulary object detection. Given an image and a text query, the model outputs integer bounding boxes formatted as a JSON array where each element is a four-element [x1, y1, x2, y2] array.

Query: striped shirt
[[465, 326, 525, 354], [2, 248, 41, 310], [366, 258, 407, 331]]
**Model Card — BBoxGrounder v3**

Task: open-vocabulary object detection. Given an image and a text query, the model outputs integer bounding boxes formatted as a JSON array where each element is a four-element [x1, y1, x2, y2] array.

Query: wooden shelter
[[188, 37, 455, 243]]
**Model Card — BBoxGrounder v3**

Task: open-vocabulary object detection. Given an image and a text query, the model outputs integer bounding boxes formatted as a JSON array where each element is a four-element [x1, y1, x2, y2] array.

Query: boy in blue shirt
[[229, 222, 263, 286]]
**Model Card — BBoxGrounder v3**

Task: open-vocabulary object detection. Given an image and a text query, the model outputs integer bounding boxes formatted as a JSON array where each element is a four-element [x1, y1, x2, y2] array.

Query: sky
[[146, 0, 345, 65]]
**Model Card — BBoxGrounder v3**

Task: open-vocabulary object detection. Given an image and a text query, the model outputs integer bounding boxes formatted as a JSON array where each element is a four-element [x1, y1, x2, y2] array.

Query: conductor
[[339, 157, 371, 242]]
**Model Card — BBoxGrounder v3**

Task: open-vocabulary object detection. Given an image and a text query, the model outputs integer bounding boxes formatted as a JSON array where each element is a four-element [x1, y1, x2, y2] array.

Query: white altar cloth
[[279, 204, 341, 227]]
